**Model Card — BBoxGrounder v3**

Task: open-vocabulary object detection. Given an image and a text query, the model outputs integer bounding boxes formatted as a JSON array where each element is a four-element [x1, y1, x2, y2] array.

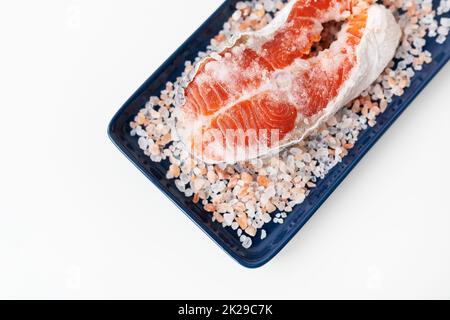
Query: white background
[[1, 0, 449, 299]]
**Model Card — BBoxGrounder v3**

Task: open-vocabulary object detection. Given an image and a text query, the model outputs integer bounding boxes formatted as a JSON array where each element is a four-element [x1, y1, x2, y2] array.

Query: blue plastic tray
[[108, 0, 450, 268]]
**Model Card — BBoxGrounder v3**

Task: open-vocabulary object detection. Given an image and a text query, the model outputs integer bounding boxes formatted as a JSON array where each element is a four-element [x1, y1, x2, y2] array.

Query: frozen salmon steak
[[175, 0, 401, 164]]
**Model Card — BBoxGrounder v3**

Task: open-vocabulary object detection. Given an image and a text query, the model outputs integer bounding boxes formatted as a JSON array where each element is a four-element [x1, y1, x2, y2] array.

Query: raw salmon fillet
[[175, 0, 401, 164]]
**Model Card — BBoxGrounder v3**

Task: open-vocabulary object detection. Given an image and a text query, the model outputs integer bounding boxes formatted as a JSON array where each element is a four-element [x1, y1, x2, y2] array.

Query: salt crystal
[[245, 226, 257, 237], [441, 17, 450, 28], [232, 10, 242, 21], [436, 34, 447, 44], [373, 84, 383, 99], [263, 0, 275, 12], [211, 181, 226, 193], [175, 180, 186, 192], [150, 109, 160, 119], [303, 153, 312, 163], [242, 237, 252, 249], [413, 37, 426, 48], [397, 61, 407, 70], [184, 188, 194, 197], [138, 137, 148, 150], [261, 229, 267, 240], [262, 213, 272, 223], [179, 173, 190, 185], [246, 207, 256, 219], [253, 218, 264, 229], [406, 67, 415, 77], [136, 127, 147, 137], [150, 155, 162, 162], [438, 25, 449, 36], [224, 213, 235, 226]]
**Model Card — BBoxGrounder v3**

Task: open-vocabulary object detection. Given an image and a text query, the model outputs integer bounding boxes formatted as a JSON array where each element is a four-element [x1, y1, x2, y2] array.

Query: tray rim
[[108, 0, 450, 268]]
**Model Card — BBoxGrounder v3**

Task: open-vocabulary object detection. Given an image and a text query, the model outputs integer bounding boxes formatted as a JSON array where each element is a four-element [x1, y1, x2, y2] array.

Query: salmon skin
[[175, 0, 401, 164]]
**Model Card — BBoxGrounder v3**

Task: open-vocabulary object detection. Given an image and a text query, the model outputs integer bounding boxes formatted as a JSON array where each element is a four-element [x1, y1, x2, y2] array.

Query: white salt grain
[[441, 17, 450, 27], [138, 137, 148, 150], [224, 213, 235, 226], [242, 237, 252, 249], [438, 25, 449, 35], [261, 229, 267, 240], [232, 10, 242, 21], [436, 34, 447, 44]]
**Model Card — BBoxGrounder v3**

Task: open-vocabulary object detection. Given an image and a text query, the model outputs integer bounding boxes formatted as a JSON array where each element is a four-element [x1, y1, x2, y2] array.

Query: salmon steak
[[175, 0, 401, 164]]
